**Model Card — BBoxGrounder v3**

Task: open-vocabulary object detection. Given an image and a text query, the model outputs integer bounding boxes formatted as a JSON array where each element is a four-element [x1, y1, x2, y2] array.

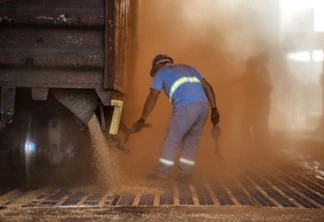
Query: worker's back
[[150, 64, 208, 109]]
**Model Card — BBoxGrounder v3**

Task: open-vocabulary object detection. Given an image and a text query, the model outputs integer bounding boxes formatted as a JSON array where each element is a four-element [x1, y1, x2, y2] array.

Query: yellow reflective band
[[159, 158, 174, 166], [179, 157, 195, 166], [169, 76, 201, 102]]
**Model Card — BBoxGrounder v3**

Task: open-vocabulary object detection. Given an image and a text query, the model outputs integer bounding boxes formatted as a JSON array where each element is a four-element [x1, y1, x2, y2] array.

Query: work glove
[[132, 117, 146, 133], [211, 107, 220, 127]]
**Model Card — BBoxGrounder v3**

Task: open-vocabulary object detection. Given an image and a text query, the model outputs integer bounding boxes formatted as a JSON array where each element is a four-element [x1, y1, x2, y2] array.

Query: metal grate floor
[[1, 161, 324, 209]]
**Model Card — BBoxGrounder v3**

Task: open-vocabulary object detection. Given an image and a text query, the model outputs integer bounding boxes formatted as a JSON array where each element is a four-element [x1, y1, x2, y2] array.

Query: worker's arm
[[140, 89, 160, 120], [201, 78, 220, 126], [132, 89, 160, 132], [130, 89, 160, 133], [201, 78, 216, 109]]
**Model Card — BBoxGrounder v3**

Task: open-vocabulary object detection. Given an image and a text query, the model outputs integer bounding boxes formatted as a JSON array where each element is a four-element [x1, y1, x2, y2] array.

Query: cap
[[152, 54, 174, 67]]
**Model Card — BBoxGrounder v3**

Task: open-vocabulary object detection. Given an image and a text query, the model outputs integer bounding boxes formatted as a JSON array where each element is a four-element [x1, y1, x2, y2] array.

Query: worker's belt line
[[169, 76, 201, 102], [179, 157, 195, 166], [159, 158, 174, 166]]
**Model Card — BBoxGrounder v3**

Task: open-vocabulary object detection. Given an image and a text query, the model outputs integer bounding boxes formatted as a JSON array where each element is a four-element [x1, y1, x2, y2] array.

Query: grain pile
[[87, 113, 166, 195]]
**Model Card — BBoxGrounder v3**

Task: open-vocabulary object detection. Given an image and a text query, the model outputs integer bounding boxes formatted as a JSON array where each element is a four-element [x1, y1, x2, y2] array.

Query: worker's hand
[[132, 117, 146, 133], [211, 107, 220, 126]]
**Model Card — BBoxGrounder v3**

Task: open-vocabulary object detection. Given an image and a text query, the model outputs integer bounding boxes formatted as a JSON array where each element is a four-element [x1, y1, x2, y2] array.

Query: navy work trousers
[[156, 102, 209, 178]]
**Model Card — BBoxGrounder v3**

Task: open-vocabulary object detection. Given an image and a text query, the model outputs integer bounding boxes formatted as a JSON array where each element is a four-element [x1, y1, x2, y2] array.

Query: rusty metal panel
[[104, 0, 131, 93], [0, 0, 105, 27], [104, 0, 117, 90], [0, 0, 131, 101], [0, 0, 106, 90], [0, 70, 102, 88]]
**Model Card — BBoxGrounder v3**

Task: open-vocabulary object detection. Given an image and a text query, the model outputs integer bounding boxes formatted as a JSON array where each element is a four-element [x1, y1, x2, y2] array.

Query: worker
[[132, 54, 220, 181], [227, 53, 271, 150]]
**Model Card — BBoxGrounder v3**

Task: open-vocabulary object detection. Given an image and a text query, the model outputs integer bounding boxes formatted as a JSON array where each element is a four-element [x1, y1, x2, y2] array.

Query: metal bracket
[[109, 99, 123, 135], [95, 87, 111, 106], [99, 103, 107, 132], [31, 88, 49, 101], [52, 89, 99, 125]]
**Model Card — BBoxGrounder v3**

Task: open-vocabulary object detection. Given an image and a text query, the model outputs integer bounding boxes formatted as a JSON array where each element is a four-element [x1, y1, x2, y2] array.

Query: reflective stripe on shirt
[[168, 76, 201, 102]]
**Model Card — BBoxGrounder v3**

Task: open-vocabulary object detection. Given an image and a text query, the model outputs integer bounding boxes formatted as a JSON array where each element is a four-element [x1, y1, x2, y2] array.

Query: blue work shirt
[[150, 64, 208, 109]]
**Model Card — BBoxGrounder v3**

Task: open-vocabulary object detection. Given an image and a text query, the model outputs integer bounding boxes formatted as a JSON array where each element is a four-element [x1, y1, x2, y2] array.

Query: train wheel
[[20, 113, 38, 191]]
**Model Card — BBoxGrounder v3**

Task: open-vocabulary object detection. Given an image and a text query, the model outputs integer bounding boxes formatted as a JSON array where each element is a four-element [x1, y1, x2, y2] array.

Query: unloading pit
[[1, 159, 323, 210]]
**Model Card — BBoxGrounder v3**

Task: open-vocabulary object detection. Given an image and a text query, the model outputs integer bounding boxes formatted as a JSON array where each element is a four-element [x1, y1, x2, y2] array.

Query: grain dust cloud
[[92, 0, 324, 186]]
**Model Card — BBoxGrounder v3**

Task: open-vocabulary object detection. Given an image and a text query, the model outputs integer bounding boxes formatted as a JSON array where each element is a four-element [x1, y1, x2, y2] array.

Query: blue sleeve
[[191, 67, 204, 80], [150, 71, 163, 91], [195, 71, 204, 80]]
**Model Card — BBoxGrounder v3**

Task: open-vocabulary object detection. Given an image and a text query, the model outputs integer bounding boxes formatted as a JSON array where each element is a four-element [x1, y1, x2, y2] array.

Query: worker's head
[[150, 54, 174, 77]]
